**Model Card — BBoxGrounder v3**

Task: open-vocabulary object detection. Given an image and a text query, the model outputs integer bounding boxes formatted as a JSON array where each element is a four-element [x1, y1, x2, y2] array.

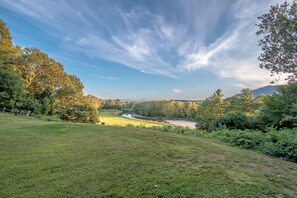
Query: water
[[120, 113, 196, 129], [121, 114, 133, 119], [164, 120, 196, 129]]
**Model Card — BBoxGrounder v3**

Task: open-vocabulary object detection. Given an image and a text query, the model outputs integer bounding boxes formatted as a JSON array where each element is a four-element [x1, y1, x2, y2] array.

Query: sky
[[0, 0, 290, 100]]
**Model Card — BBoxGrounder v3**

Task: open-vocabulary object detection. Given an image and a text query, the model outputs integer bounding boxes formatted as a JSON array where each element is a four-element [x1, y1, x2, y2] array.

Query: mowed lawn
[[99, 110, 164, 127], [0, 114, 297, 197]]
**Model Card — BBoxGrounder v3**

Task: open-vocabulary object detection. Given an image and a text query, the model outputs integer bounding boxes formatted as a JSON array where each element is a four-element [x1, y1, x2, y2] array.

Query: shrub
[[260, 129, 297, 162], [214, 111, 252, 130], [60, 104, 99, 123], [206, 128, 297, 162]]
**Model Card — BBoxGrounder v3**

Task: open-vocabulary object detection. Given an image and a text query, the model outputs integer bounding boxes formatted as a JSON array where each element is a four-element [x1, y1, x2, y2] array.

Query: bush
[[214, 111, 253, 130], [260, 130, 297, 162], [60, 104, 99, 123], [206, 128, 297, 162], [127, 120, 297, 162]]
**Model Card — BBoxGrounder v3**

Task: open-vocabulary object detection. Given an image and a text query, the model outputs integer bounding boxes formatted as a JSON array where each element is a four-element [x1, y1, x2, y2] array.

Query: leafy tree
[[0, 19, 14, 57], [0, 18, 106, 123], [85, 94, 103, 110], [19, 48, 58, 92], [226, 89, 256, 115], [0, 19, 22, 74], [60, 103, 99, 123], [195, 89, 225, 131], [257, 83, 297, 129], [0, 68, 24, 109], [256, 1, 297, 82], [39, 87, 55, 115]]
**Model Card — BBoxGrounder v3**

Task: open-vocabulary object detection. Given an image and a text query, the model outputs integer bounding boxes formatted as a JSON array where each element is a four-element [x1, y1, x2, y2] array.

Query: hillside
[[252, 85, 277, 97], [234, 85, 277, 98], [0, 114, 297, 197]]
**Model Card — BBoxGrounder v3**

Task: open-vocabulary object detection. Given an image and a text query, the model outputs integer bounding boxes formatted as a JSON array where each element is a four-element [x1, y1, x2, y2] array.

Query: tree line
[[0, 19, 103, 123], [131, 100, 199, 119], [195, 86, 297, 131], [102, 99, 135, 110], [130, 86, 297, 131]]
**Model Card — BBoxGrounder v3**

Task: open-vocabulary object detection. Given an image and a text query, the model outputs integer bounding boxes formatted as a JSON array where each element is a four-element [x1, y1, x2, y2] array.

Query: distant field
[[1, 114, 297, 197], [99, 110, 164, 127]]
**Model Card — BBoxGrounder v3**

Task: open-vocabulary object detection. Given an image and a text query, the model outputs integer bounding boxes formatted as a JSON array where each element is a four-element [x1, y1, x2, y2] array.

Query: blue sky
[[0, 0, 289, 100]]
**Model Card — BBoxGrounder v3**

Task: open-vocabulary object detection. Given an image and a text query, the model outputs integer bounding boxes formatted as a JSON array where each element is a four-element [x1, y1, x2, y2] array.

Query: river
[[121, 114, 196, 129]]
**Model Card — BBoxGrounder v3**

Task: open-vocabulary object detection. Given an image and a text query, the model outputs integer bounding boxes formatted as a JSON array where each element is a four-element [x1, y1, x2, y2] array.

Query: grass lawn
[[0, 114, 297, 197], [99, 110, 164, 127]]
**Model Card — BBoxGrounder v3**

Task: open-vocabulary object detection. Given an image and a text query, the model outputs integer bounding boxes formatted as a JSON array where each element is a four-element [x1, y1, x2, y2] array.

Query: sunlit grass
[[98, 110, 165, 127], [1, 114, 297, 197]]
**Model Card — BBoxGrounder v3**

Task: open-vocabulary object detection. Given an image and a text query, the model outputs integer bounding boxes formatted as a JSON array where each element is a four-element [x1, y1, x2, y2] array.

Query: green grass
[[99, 110, 165, 127], [1, 114, 297, 197]]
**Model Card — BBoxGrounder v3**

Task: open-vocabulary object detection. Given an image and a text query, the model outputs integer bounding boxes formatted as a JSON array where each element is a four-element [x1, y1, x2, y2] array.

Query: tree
[[19, 48, 57, 92], [226, 89, 256, 115], [195, 89, 226, 131], [39, 87, 55, 115], [257, 83, 297, 129], [85, 95, 103, 110], [0, 19, 22, 74], [0, 68, 24, 109], [256, 1, 297, 82], [0, 19, 13, 57]]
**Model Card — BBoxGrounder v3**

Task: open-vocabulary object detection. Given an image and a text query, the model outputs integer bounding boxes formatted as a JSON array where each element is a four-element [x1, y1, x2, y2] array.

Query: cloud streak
[[88, 74, 120, 80], [1, 0, 290, 86], [172, 89, 182, 94]]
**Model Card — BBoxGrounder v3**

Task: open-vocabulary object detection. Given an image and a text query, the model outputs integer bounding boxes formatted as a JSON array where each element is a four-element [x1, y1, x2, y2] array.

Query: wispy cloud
[[172, 89, 182, 94], [88, 74, 120, 80], [229, 83, 247, 89], [1, 0, 290, 86]]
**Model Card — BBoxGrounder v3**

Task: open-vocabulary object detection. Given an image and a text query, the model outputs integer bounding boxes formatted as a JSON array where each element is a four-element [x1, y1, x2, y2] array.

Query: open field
[[99, 110, 164, 127], [1, 114, 297, 197]]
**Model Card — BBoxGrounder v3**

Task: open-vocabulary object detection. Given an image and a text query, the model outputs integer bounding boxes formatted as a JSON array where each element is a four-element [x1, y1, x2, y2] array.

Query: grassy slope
[[0, 114, 297, 197], [99, 110, 164, 127]]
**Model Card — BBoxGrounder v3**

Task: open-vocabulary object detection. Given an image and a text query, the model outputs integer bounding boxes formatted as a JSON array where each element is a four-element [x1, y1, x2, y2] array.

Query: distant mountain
[[174, 99, 204, 103], [252, 85, 278, 97], [234, 85, 278, 98], [120, 99, 149, 102]]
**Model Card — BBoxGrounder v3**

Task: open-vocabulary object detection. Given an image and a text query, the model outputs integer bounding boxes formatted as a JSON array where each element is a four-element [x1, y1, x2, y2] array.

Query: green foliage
[[0, 68, 25, 109], [257, 83, 297, 129], [0, 19, 13, 54], [195, 89, 225, 131], [260, 129, 297, 162], [131, 100, 199, 119], [60, 104, 99, 123], [21, 94, 42, 114], [102, 99, 134, 110], [214, 111, 253, 130], [0, 18, 102, 123], [256, 1, 297, 82], [201, 129, 297, 162], [226, 89, 257, 115], [39, 87, 55, 115]]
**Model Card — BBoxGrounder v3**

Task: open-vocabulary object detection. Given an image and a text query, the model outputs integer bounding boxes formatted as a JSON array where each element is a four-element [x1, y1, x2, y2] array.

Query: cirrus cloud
[[1, 0, 291, 87]]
